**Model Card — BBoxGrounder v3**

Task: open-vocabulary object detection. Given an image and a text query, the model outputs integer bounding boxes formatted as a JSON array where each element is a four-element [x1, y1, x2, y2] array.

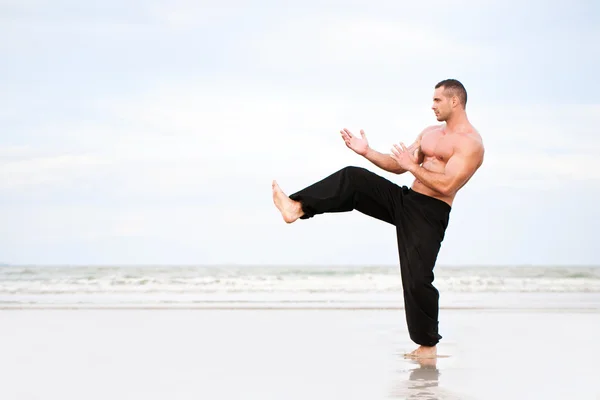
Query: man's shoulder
[[455, 123, 483, 145], [456, 130, 485, 159], [419, 124, 444, 137]]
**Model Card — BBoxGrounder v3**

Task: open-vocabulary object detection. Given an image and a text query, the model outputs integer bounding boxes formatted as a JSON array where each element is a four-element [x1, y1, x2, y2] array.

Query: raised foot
[[404, 345, 437, 360], [272, 180, 303, 223]]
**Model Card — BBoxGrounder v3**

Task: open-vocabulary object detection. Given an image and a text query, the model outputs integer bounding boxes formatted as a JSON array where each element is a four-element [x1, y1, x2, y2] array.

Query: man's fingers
[[340, 131, 353, 144], [340, 131, 352, 147], [393, 144, 404, 152], [360, 129, 366, 138]]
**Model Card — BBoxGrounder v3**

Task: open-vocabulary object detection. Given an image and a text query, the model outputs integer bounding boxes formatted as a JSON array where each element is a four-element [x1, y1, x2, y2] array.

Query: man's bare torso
[[411, 124, 484, 206]]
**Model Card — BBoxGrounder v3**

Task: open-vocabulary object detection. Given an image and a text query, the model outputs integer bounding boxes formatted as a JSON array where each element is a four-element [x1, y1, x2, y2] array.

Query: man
[[271, 79, 484, 359]]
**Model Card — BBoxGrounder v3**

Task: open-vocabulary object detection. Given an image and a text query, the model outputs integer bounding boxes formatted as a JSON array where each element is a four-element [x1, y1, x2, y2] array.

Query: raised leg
[[282, 166, 400, 225]]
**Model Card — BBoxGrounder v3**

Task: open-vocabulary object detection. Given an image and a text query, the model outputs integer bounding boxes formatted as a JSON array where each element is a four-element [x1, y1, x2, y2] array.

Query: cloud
[[467, 103, 600, 188], [145, 1, 247, 29], [0, 0, 597, 265], [2, 79, 598, 197], [0, 153, 106, 189], [239, 13, 501, 90]]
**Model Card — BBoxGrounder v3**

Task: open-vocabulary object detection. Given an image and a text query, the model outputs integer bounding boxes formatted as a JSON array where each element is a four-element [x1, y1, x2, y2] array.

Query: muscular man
[[271, 79, 484, 358]]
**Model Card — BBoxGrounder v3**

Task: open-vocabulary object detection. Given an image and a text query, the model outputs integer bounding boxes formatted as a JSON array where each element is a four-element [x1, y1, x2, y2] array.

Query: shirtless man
[[271, 79, 484, 358]]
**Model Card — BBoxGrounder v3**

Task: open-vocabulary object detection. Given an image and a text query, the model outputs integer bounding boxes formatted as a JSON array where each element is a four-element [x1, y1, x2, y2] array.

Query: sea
[[1, 264, 599, 310]]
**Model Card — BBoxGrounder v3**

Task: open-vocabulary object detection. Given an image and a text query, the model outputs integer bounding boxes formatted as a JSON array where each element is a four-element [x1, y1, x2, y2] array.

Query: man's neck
[[444, 112, 469, 133]]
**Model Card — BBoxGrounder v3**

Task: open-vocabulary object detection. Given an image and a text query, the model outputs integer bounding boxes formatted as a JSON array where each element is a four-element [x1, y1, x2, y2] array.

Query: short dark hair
[[435, 79, 467, 108]]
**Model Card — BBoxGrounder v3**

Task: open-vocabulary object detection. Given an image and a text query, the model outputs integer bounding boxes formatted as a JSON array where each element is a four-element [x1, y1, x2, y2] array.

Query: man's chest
[[420, 130, 455, 161]]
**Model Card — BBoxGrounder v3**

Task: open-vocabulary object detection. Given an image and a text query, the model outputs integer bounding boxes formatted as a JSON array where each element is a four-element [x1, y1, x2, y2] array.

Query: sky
[[1, 0, 599, 266]]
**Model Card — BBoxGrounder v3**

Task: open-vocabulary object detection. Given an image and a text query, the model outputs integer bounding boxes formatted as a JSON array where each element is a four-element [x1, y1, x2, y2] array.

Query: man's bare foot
[[414, 357, 437, 368], [272, 180, 303, 223], [404, 345, 437, 359]]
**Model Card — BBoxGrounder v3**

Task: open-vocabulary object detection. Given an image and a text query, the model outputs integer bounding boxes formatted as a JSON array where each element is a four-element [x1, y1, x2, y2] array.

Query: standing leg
[[272, 166, 400, 225], [397, 232, 443, 350], [395, 192, 451, 358]]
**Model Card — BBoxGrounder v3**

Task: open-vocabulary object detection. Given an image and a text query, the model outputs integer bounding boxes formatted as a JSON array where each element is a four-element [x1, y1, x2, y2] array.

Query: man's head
[[432, 79, 467, 121]]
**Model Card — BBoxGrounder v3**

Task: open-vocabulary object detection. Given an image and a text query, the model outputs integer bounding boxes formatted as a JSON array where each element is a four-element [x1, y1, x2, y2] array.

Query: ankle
[[293, 201, 304, 216]]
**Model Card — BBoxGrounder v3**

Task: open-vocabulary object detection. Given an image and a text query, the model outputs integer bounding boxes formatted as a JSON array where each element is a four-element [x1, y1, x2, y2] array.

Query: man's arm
[[363, 148, 411, 174], [363, 128, 428, 174], [407, 139, 483, 196]]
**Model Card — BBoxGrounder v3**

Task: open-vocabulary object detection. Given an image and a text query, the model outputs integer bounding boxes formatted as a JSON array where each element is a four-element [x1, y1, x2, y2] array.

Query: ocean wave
[[1, 265, 599, 294]]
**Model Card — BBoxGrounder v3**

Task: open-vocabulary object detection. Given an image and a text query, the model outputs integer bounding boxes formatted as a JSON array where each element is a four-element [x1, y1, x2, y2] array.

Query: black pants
[[289, 166, 451, 346]]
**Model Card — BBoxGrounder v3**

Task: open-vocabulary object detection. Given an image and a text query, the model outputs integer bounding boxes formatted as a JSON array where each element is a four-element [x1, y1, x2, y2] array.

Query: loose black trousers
[[289, 166, 451, 346]]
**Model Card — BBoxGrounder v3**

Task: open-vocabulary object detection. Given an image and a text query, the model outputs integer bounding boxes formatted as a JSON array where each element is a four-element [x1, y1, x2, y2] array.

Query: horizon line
[[1, 263, 599, 268]]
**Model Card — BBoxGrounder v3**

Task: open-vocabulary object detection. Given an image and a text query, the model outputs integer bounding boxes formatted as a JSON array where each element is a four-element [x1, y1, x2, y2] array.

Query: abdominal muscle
[[410, 156, 454, 206]]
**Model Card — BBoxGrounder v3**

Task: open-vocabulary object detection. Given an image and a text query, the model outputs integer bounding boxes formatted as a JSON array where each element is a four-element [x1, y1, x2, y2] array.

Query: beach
[[1, 265, 599, 399], [1, 306, 599, 400]]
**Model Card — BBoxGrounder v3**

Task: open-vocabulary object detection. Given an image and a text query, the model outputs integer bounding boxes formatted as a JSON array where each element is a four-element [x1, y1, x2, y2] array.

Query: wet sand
[[0, 308, 598, 399]]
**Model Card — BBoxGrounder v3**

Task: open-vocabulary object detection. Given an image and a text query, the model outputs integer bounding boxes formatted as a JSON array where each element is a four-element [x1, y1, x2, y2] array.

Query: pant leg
[[397, 233, 443, 346], [395, 191, 451, 346], [289, 166, 401, 225]]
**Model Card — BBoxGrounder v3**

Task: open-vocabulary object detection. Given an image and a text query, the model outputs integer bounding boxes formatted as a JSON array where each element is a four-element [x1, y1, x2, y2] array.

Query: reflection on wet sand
[[389, 357, 441, 400]]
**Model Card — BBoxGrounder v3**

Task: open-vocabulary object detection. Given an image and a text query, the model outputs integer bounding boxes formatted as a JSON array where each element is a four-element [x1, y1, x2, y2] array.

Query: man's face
[[431, 87, 452, 121]]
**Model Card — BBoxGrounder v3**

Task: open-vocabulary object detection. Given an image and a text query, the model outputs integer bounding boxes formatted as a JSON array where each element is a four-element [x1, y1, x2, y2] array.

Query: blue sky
[[1, 1, 598, 266]]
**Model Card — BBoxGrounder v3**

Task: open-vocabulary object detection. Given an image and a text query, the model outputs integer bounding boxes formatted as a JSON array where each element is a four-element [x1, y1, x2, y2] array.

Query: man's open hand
[[390, 142, 419, 171], [340, 128, 369, 156]]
